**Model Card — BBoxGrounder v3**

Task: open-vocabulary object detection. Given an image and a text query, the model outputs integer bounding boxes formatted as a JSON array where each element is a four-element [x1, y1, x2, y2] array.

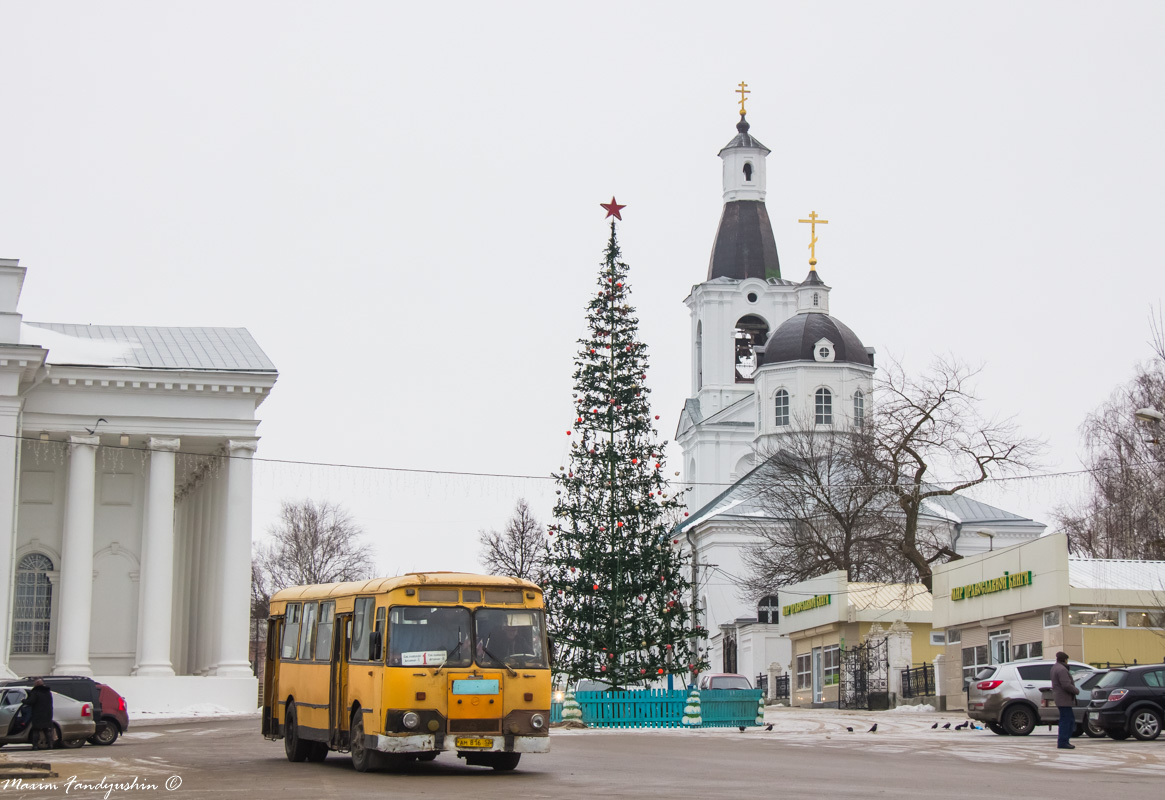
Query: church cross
[[798, 210, 829, 267], [736, 81, 750, 116]]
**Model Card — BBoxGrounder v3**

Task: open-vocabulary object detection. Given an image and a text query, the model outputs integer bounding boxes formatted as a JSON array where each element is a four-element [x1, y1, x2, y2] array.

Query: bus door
[[330, 614, 352, 749], [262, 616, 282, 737]]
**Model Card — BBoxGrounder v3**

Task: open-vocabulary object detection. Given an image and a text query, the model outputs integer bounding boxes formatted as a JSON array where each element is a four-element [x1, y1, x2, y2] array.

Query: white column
[[134, 436, 179, 677], [190, 482, 208, 673], [204, 461, 225, 673], [215, 440, 256, 677], [0, 402, 23, 678], [53, 435, 99, 676]]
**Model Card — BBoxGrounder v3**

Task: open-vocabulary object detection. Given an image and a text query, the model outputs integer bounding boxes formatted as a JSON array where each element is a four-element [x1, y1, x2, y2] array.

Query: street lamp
[[974, 531, 995, 552], [1135, 407, 1163, 445]]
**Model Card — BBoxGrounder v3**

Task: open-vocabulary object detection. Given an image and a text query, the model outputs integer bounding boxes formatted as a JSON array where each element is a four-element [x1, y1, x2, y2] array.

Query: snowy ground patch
[[887, 703, 936, 713], [130, 703, 261, 723]]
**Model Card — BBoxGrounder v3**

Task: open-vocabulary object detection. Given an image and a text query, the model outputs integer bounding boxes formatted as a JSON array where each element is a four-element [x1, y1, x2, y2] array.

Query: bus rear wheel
[[284, 706, 312, 762]]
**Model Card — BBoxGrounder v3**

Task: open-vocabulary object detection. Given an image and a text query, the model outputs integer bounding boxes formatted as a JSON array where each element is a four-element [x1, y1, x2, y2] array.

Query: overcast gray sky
[[2, 2, 1162, 577]]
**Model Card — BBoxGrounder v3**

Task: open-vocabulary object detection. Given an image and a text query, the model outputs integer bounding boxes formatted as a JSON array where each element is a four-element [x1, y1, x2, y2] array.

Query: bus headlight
[[531, 714, 545, 730], [402, 712, 420, 730]]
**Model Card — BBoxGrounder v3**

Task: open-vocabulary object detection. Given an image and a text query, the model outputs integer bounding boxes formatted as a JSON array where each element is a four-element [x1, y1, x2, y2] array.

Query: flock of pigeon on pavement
[[743, 720, 983, 733]]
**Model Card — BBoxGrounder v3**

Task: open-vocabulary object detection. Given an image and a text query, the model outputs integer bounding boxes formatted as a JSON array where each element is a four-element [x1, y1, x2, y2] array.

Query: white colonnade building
[[0, 259, 277, 711]]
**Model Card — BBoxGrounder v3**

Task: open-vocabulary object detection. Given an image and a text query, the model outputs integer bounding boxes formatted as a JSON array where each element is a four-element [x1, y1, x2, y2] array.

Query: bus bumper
[[373, 734, 550, 754]]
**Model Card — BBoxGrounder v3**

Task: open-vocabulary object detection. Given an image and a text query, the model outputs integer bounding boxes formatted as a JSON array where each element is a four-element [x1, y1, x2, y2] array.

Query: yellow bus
[[262, 572, 551, 772]]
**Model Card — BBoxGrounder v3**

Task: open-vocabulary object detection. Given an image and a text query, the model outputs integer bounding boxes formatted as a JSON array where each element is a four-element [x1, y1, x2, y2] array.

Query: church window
[[813, 293, 819, 307], [734, 314, 769, 383], [696, 322, 703, 390], [758, 595, 780, 624], [13, 553, 53, 654], [743, 162, 753, 181], [853, 390, 865, 430], [774, 389, 789, 426], [815, 388, 833, 425], [818, 347, 830, 360]]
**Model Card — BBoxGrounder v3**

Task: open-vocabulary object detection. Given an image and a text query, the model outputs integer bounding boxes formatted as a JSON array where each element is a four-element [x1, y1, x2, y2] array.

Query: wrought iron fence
[[900, 663, 935, 698], [840, 638, 889, 710], [756, 673, 789, 701]]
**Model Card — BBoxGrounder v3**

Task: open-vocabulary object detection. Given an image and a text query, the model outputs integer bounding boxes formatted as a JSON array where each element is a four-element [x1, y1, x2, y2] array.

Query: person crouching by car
[[22, 678, 53, 750], [1050, 652, 1080, 750]]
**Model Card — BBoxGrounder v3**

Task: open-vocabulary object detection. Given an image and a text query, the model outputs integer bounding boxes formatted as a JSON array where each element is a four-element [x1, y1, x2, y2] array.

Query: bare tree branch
[[478, 498, 549, 582], [255, 499, 375, 590]]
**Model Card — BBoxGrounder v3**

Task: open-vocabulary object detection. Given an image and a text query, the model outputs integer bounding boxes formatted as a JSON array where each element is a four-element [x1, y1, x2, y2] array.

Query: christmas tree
[[545, 198, 707, 690]]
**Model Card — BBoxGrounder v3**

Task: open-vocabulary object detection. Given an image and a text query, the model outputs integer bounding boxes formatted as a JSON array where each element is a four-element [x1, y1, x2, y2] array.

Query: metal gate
[[839, 637, 889, 710]]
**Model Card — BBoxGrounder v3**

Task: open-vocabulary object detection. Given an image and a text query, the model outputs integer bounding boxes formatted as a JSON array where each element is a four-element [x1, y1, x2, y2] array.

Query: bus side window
[[315, 602, 335, 661], [351, 597, 375, 661], [371, 607, 386, 662], [281, 604, 302, 660]]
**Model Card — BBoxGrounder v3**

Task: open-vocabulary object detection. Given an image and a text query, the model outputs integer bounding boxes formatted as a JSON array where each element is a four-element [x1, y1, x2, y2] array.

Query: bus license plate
[[456, 737, 493, 749]]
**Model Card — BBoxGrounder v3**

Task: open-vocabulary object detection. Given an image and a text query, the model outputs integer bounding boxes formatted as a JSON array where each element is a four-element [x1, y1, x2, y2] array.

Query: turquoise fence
[[551, 688, 763, 729]]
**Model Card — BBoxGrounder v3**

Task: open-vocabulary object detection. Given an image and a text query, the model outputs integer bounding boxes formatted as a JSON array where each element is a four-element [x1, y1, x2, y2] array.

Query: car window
[[1067, 664, 1092, 674], [974, 667, 997, 681], [1097, 670, 1127, 688], [1078, 672, 1104, 689], [2, 689, 25, 705], [1142, 670, 1165, 688], [1018, 665, 1052, 681], [711, 676, 753, 690]]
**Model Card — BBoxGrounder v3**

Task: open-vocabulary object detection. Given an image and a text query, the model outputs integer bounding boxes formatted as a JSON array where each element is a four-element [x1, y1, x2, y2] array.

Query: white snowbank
[[130, 703, 261, 722], [20, 323, 139, 366], [888, 703, 936, 713]]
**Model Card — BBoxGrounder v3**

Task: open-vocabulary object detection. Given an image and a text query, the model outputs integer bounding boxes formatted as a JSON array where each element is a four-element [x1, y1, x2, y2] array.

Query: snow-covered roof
[[1068, 558, 1165, 592], [22, 322, 276, 372], [848, 582, 933, 612]]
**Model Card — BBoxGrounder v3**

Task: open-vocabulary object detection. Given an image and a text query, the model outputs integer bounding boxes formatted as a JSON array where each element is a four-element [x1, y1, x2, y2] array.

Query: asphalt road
[[0, 713, 1162, 799]]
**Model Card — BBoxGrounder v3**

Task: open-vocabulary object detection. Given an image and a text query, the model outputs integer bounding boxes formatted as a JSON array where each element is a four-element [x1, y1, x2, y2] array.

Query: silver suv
[[966, 658, 1093, 735]]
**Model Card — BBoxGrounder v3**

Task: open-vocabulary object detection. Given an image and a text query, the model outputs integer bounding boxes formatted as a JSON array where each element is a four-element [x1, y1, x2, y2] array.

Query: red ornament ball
[[601, 666, 607, 672], [657, 668, 664, 675], [684, 512, 689, 517], [640, 668, 646, 675], [617, 521, 623, 527], [566, 431, 571, 435], [593, 584, 599, 590], [666, 644, 673, 650], [632, 458, 638, 464]]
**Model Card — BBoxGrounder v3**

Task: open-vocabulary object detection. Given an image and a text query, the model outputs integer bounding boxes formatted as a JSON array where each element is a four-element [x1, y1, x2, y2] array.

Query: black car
[[1087, 665, 1165, 741]]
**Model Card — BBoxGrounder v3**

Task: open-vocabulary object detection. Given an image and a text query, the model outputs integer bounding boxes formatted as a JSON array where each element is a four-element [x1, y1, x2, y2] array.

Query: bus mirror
[[369, 630, 383, 661]]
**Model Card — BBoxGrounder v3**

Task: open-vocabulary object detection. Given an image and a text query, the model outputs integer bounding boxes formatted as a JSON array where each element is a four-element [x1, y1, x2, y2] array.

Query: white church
[[673, 109, 1046, 682], [0, 258, 276, 712]]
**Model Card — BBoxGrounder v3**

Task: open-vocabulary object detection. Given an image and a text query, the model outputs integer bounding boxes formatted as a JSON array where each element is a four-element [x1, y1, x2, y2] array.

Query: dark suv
[[1087, 665, 1165, 741], [0, 676, 128, 745]]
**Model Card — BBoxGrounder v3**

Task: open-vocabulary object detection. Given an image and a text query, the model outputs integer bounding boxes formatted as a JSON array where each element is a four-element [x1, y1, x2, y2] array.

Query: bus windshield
[[388, 606, 473, 667], [475, 608, 548, 669]]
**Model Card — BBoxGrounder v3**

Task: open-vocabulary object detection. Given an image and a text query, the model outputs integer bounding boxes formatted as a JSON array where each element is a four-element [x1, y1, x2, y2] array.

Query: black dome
[[759, 313, 871, 367], [707, 201, 781, 281]]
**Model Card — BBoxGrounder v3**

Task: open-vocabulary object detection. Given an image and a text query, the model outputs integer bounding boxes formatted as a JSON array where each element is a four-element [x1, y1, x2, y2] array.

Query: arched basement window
[[815, 388, 833, 425], [13, 553, 53, 653]]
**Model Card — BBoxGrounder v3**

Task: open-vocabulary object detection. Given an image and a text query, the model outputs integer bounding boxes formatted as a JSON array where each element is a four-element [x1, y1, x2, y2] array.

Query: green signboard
[[782, 594, 832, 616], [951, 570, 1033, 601]]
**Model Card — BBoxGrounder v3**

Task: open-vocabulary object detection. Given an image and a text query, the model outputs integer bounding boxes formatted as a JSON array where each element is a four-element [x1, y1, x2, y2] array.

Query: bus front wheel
[[350, 714, 377, 773], [284, 706, 312, 762]]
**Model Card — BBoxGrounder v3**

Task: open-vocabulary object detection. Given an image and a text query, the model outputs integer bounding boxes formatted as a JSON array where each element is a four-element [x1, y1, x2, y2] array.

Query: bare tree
[[741, 421, 904, 599], [255, 500, 375, 590], [478, 499, 548, 582], [1056, 311, 1165, 558], [863, 357, 1043, 591]]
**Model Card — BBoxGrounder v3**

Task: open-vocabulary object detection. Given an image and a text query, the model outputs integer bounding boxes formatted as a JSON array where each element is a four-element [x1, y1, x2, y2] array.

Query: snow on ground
[[130, 703, 261, 723], [887, 703, 936, 713]]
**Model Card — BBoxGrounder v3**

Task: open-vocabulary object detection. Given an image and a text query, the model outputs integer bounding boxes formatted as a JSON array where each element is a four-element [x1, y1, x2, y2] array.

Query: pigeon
[[955, 722, 967, 730], [764, 723, 773, 731], [942, 722, 951, 729], [931, 722, 938, 729], [846, 727, 854, 732], [738, 726, 745, 732], [867, 723, 877, 733]]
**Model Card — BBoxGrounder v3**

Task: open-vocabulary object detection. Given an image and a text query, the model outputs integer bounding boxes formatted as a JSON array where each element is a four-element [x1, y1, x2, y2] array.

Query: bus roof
[[269, 572, 541, 604]]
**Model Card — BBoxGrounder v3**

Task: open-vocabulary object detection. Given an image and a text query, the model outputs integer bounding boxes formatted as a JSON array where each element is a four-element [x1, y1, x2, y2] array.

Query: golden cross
[[798, 211, 829, 267], [736, 81, 750, 116]]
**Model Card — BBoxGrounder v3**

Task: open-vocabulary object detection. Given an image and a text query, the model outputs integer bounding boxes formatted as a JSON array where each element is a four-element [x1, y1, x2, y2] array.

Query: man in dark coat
[[21, 678, 53, 750], [1050, 651, 1080, 749]]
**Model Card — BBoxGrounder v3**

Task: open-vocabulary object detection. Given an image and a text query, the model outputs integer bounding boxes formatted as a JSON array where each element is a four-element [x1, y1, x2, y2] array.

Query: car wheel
[[1130, 709, 1162, 741], [1002, 705, 1037, 736], [1072, 723, 1085, 738], [1084, 716, 1106, 738], [89, 719, 120, 746], [283, 706, 311, 762], [1108, 728, 1131, 740], [986, 722, 1008, 736], [58, 725, 85, 750], [350, 713, 377, 773]]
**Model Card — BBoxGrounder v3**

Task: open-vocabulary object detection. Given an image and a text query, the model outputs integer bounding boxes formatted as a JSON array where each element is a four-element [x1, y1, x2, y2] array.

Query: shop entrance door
[[812, 647, 824, 703], [989, 630, 1011, 664]]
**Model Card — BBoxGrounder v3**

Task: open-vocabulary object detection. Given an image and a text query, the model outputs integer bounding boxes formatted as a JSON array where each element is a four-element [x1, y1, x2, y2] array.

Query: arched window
[[815, 388, 833, 425], [734, 314, 769, 384], [774, 389, 789, 426], [13, 553, 53, 653], [813, 292, 819, 307], [696, 321, 703, 390], [743, 162, 753, 181], [758, 595, 780, 624], [854, 390, 865, 430]]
